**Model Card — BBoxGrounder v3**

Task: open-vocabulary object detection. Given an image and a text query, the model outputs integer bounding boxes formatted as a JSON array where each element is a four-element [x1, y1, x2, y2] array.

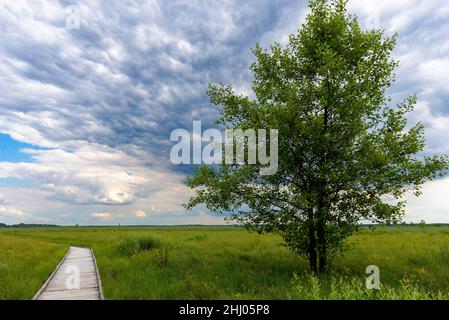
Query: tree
[[419, 219, 426, 229], [185, 0, 448, 273]]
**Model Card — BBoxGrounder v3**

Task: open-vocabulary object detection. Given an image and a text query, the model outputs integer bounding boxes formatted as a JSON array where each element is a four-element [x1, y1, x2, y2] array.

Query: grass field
[[0, 234, 67, 299], [0, 225, 448, 300]]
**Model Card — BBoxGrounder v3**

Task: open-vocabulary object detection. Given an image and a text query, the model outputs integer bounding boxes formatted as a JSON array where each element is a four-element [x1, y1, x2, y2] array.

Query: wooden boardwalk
[[33, 247, 104, 300]]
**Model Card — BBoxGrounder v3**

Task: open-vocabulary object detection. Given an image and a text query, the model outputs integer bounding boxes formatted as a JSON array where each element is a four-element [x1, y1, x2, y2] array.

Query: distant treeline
[[1, 223, 448, 229], [0, 223, 59, 228], [359, 223, 449, 227]]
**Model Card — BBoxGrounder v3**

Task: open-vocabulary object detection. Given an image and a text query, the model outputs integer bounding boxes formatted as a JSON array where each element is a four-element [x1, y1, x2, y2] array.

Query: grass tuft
[[116, 236, 162, 256], [187, 233, 208, 241]]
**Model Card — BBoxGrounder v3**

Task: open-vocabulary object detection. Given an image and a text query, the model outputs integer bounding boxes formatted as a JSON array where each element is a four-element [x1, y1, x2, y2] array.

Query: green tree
[[185, 0, 448, 273], [419, 219, 426, 229]]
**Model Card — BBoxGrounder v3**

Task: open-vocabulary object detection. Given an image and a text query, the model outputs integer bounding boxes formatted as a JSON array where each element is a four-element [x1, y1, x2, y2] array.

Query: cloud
[[0, 141, 189, 205], [0, 206, 27, 218], [135, 210, 146, 218], [0, 193, 13, 205], [405, 177, 449, 223], [0, 193, 28, 219], [408, 101, 449, 154], [90, 212, 113, 222]]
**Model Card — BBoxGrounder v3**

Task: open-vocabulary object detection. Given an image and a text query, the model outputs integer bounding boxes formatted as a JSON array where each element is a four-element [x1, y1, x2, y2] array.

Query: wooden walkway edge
[[33, 246, 104, 300]]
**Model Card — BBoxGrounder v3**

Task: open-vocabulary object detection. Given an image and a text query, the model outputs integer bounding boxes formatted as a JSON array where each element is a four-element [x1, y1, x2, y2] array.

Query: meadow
[[0, 225, 448, 300]]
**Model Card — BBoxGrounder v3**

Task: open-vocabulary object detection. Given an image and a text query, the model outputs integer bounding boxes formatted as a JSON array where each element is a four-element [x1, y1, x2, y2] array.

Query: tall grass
[[0, 235, 67, 299], [288, 273, 449, 300], [116, 236, 162, 256]]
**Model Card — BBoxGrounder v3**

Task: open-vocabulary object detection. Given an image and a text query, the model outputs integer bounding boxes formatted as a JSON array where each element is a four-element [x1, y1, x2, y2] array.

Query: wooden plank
[[33, 246, 104, 300]]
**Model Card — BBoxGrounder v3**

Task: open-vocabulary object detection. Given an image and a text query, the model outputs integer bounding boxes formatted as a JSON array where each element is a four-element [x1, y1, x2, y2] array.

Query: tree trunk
[[308, 219, 317, 274], [316, 195, 328, 273], [317, 218, 327, 273]]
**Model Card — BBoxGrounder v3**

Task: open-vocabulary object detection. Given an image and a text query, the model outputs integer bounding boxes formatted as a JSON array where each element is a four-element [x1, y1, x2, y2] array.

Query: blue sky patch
[[0, 134, 38, 163]]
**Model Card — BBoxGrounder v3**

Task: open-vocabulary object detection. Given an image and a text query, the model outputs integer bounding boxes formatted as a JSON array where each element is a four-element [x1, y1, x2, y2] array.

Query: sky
[[0, 0, 449, 225]]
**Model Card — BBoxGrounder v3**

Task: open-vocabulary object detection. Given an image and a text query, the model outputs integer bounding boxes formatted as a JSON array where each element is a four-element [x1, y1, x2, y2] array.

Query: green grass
[[0, 225, 448, 299], [0, 235, 68, 299]]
